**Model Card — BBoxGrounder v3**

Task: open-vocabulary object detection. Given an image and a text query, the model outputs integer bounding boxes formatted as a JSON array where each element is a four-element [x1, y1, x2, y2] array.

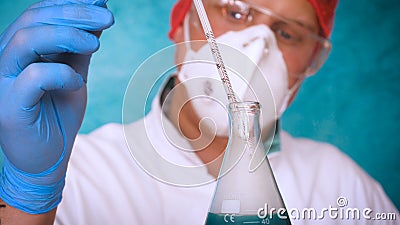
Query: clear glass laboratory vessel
[[205, 101, 291, 225]]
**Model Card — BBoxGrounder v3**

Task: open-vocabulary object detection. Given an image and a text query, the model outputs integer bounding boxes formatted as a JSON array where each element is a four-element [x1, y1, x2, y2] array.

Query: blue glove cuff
[[0, 155, 65, 214]]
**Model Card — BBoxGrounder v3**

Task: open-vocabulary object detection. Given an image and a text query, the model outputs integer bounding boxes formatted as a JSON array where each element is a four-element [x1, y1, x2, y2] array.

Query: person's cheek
[[283, 47, 313, 87], [280, 50, 300, 87]]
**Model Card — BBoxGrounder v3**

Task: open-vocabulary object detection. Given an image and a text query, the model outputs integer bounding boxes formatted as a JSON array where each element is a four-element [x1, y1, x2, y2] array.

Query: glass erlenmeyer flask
[[205, 102, 291, 225]]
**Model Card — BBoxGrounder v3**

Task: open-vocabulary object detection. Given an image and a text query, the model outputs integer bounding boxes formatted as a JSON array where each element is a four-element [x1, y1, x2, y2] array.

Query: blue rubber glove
[[0, 0, 114, 214]]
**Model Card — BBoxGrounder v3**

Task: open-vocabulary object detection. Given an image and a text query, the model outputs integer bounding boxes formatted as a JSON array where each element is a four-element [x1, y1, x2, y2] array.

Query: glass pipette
[[192, 0, 238, 104]]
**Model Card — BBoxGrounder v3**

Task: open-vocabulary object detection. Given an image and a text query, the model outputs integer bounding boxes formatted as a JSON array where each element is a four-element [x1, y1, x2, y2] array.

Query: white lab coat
[[55, 94, 398, 225]]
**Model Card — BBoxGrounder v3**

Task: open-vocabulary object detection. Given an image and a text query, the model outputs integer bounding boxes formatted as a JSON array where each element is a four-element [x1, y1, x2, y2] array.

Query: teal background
[[0, 0, 399, 210]]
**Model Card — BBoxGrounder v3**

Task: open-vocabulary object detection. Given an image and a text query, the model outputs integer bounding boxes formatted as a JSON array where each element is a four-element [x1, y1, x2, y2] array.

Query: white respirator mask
[[177, 15, 299, 138]]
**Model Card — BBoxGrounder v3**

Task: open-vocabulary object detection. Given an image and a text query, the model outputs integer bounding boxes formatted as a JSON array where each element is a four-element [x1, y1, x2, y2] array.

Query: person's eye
[[276, 29, 293, 40], [272, 23, 302, 44], [229, 11, 247, 21], [223, 1, 251, 24]]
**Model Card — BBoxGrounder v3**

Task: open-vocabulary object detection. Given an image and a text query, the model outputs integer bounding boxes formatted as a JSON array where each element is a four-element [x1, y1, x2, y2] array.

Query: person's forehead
[[245, 0, 319, 31]]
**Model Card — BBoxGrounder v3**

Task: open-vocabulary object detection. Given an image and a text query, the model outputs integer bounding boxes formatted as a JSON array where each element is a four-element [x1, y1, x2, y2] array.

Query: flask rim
[[228, 101, 261, 112]]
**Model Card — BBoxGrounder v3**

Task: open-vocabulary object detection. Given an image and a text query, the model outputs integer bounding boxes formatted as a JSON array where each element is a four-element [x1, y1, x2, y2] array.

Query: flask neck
[[228, 102, 261, 143]]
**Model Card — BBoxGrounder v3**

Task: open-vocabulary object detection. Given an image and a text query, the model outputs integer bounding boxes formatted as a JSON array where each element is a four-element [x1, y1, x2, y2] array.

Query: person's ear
[[172, 25, 184, 43]]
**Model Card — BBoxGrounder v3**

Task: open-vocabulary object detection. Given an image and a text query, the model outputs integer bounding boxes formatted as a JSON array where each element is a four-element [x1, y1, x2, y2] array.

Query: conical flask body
[[205, 102, 291, 225]]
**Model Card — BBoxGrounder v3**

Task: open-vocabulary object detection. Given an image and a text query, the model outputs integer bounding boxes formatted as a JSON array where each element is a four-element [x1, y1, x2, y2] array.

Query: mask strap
[[277, 78, 303, 117]]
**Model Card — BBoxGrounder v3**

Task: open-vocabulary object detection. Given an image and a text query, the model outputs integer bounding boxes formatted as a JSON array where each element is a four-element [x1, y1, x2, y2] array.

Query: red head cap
[[168, 0, 339, 39]]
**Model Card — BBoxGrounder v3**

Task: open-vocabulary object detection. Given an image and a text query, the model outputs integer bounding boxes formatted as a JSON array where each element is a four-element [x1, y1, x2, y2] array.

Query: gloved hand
[[0, 0, 114, 214]]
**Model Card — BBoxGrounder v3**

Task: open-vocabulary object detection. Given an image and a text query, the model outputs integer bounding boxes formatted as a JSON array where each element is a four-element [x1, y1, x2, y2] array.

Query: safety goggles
[[193, 0, 332, 76]]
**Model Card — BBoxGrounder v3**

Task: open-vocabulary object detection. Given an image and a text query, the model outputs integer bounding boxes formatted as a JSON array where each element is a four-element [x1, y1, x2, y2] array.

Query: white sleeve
[[273, 131, 399, 224]]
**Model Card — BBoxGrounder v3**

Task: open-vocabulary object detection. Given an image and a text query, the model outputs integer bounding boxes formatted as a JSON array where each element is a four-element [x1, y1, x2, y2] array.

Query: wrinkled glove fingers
[[29, 0, 109, 9], [0, 4, 113, 51], [27, 4, 114, 31], [13, 62, 83, 109], [0, 25, 100, 77]]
